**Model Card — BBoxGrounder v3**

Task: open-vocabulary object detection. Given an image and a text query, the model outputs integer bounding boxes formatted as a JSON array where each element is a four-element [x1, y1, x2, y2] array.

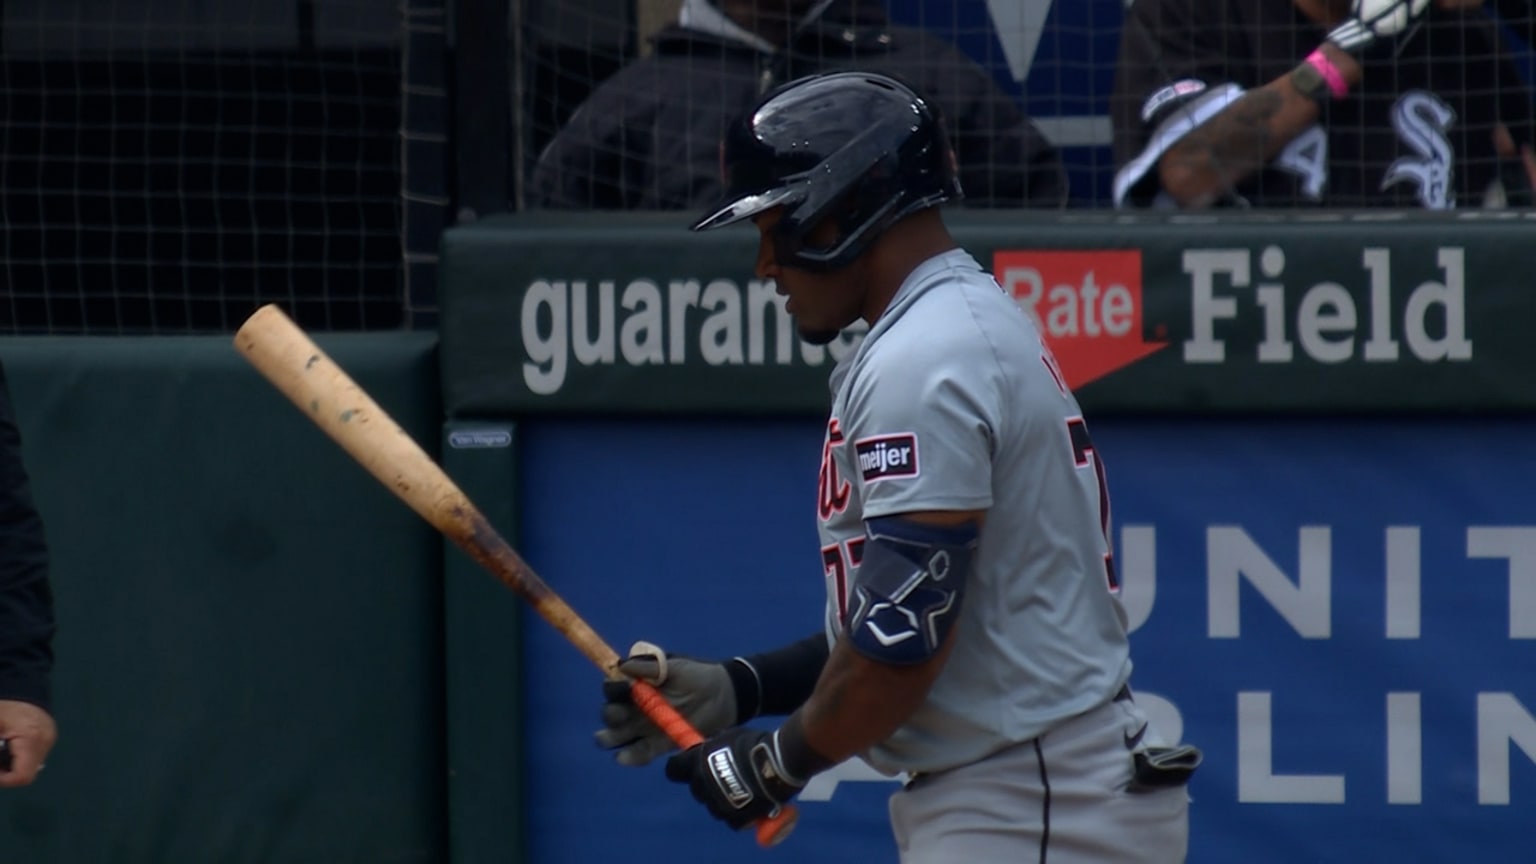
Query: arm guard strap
[[846, 516, 979, 666]]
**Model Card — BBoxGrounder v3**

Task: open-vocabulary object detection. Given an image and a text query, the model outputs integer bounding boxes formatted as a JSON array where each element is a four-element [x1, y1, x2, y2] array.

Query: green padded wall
[[0, 334, 446, 864], [440, 422, 524, 864], [439, 210, 1536, 417]]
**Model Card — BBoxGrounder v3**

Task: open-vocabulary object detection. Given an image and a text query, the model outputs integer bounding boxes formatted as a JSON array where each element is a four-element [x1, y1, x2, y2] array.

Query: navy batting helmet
[[690, 71, 963, 272]]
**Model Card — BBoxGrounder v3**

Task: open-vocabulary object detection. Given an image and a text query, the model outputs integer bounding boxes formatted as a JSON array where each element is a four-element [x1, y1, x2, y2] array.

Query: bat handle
[[629, 679, 799, 848]]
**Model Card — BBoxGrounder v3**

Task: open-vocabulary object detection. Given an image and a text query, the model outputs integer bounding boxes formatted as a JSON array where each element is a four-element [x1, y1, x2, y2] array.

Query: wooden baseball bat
[[233, 303, 797, 848]]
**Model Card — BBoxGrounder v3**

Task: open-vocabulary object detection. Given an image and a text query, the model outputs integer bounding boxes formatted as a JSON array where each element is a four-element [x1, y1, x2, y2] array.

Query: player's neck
[[1294, 0, 1350, 26], [860, 211, 959, 327]]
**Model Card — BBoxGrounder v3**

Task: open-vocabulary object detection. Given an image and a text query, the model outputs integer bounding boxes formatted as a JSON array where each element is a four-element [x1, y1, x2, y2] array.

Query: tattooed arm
[[1158, 43, 1362, 207]]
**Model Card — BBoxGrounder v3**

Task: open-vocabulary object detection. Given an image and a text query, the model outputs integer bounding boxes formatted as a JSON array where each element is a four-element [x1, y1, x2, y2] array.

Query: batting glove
[[596, 641, 742, 767], [664, 727, 807, 831], [1326, 0, 1432, 53]]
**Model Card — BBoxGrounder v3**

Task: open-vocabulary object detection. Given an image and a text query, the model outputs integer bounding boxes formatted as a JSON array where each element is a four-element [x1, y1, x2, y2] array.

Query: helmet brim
[[689, 184, 802, 232]]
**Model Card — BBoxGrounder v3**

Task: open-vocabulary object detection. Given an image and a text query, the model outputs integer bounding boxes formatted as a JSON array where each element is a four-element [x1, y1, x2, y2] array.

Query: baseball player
[[598, 71, 1199, 862]]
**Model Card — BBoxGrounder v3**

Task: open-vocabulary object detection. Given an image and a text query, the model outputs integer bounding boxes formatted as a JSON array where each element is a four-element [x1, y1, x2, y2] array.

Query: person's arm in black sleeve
[[528, 106, 613, 209], [0, 362, 52, 712], [0, 358, 58, 788], [725, 633, 830, 720], [528, 73, 653, 211]]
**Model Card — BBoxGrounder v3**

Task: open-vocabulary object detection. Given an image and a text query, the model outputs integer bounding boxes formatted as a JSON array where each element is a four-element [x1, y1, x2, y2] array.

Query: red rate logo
[[993, 250, 1168, 390]]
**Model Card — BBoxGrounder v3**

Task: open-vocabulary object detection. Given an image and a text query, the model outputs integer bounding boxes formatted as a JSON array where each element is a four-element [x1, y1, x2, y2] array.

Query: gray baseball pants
[[888, 692, 1191, 863]]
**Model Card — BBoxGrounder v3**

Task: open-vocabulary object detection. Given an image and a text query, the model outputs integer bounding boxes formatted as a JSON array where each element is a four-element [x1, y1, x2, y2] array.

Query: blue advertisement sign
[[514, 417, 1536, 863]]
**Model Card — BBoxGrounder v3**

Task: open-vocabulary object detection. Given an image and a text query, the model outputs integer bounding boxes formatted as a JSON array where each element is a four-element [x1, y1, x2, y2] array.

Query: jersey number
[[1275, 125, 1328, 200], [822, 537, 865, 623], [1068, 417, 1119, 593]]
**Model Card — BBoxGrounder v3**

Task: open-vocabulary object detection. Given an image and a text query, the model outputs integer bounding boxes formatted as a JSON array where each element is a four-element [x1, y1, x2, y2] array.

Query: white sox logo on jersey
[[1276, 90, 1457, 208], [1382, 90, 1456, 209]]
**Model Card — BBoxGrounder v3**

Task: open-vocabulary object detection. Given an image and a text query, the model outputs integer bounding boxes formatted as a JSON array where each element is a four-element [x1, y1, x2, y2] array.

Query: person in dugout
[[530, 0, 1069, 210]]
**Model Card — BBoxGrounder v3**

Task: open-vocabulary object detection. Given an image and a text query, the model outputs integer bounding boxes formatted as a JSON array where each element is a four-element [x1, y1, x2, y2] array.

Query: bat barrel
[[236, 304, 793, 848], [234, 304, 622, 673]]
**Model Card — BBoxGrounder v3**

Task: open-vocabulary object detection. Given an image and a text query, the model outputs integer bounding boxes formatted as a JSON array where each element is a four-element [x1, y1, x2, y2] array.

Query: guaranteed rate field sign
[[438, 210, 1536, 418]]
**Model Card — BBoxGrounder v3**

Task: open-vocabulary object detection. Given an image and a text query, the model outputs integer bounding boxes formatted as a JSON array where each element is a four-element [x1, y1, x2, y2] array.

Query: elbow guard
[[845, 517, 979, 665]]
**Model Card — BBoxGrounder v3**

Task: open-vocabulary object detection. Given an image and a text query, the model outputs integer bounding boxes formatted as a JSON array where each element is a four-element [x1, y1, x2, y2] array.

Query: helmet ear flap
[[775, 157, 908, 273]]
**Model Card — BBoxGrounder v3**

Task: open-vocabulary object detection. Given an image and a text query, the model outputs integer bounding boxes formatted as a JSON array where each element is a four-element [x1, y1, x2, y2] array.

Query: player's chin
[[798, 326, 840, 346]]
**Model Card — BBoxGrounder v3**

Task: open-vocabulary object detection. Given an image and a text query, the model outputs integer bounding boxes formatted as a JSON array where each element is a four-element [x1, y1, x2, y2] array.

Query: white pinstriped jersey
[[815, 249, 1133, 776]]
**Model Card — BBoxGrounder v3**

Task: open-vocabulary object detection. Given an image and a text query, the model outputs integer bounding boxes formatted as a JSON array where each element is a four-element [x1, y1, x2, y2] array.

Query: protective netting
[[517, 0, 1536, 211], [0, 1, 446, 334], [3, 1, 1531, 335]]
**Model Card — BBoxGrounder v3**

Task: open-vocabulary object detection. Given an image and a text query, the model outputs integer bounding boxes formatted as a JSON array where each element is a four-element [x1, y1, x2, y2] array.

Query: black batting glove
[[664, 727, 807, 831]]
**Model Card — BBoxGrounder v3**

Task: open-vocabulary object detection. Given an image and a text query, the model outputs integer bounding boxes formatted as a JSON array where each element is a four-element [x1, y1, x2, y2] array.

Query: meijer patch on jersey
[[855, 434, 919, 482]]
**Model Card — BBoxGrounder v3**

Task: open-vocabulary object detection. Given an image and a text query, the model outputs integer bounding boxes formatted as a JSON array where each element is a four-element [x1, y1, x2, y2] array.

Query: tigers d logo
[[994, 250, 1168, 389]]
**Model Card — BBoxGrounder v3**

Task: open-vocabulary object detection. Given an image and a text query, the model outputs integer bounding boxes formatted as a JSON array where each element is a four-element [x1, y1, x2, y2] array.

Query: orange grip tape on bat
[[629, 679, 799, 847]]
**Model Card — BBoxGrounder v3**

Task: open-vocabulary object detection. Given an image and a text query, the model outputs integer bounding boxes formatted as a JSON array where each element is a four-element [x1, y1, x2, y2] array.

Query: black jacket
[[530, 7, 1067, 210], [0, 360, 53, 713]]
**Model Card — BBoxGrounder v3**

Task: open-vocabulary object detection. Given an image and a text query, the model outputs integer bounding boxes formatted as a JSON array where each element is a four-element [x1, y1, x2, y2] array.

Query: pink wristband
[[1304, 49, 1349, 100]]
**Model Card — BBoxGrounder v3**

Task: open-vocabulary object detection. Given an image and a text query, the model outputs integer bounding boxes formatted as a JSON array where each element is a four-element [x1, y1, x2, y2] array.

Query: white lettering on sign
[[519, 278, 865, 395], [1114, 523, 1536, 641], [1180, 247, 1471, 365]]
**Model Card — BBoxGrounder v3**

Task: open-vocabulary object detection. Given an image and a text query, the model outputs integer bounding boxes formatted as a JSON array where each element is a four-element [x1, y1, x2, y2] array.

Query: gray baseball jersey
[[815, 248, 1133, 776]]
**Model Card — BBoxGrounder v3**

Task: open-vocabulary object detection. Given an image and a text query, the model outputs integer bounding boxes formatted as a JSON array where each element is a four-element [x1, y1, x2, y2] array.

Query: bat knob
[[756, 805, 799, 847]]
